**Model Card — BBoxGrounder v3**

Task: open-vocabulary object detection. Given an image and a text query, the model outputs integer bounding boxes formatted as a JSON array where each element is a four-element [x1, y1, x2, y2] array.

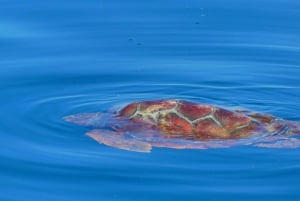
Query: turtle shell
[[119, 100, 267, 140]]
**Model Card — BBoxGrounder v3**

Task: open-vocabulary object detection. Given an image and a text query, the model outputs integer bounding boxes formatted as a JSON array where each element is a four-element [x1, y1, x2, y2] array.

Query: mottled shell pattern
[[118, 100, 273, 140]]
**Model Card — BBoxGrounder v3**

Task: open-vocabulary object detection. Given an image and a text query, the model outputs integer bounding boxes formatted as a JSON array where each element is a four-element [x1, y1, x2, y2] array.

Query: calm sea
[[1, 0, 300, 200]]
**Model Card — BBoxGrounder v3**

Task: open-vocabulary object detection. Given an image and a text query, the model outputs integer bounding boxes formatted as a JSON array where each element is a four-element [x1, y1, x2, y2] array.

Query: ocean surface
[[1, 0, 300, 200]]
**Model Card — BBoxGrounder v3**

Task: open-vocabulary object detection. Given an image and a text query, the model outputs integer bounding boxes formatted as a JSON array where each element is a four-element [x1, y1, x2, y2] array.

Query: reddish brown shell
[[119, 100, 265, 140]]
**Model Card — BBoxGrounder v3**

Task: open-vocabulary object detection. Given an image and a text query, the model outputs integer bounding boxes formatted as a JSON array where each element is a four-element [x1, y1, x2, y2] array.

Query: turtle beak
[[63, 113, 103, 127]]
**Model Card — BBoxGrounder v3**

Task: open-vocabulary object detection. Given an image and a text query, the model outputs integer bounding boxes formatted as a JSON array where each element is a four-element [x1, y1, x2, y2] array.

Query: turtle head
[[63, 112, 112, 128]]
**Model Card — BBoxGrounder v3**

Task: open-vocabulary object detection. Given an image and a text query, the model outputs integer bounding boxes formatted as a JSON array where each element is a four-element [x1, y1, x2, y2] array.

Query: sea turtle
[[64, 100, 300, 152]]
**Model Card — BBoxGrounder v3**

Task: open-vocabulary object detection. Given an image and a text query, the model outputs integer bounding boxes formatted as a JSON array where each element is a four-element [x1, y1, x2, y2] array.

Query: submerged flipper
[[63, 113, 103, 127], [254, 136, 300, 148], [86, 129, 152, 153], [286, 121, 300, 135]]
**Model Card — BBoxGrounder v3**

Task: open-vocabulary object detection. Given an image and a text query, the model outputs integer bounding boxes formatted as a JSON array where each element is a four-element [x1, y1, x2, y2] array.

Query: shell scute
[[229, 122, 259, 138], [214, 108, 251, 132], [249, 113, 275, 124], [158, 112, 193, 137], [140, 100, 177, 113], [177, 101, 213, 121], [119, 102, 138, 117], [194, 119, 230, 139]]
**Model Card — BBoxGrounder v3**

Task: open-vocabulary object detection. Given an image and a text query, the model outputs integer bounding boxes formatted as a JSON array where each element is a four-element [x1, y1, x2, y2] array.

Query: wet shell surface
[[119, 100, 270, 140]]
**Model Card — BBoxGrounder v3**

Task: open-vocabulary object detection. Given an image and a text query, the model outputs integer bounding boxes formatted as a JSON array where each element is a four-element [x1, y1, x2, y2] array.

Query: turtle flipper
[[86, 129, 152, 153], [254, 137, 300, 148], [286, 121, 300, 135], [63, 113, 103, 127]]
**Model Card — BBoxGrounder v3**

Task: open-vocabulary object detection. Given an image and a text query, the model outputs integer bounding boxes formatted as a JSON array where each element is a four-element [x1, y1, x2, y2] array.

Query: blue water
[[1, 0, 300, 200]]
